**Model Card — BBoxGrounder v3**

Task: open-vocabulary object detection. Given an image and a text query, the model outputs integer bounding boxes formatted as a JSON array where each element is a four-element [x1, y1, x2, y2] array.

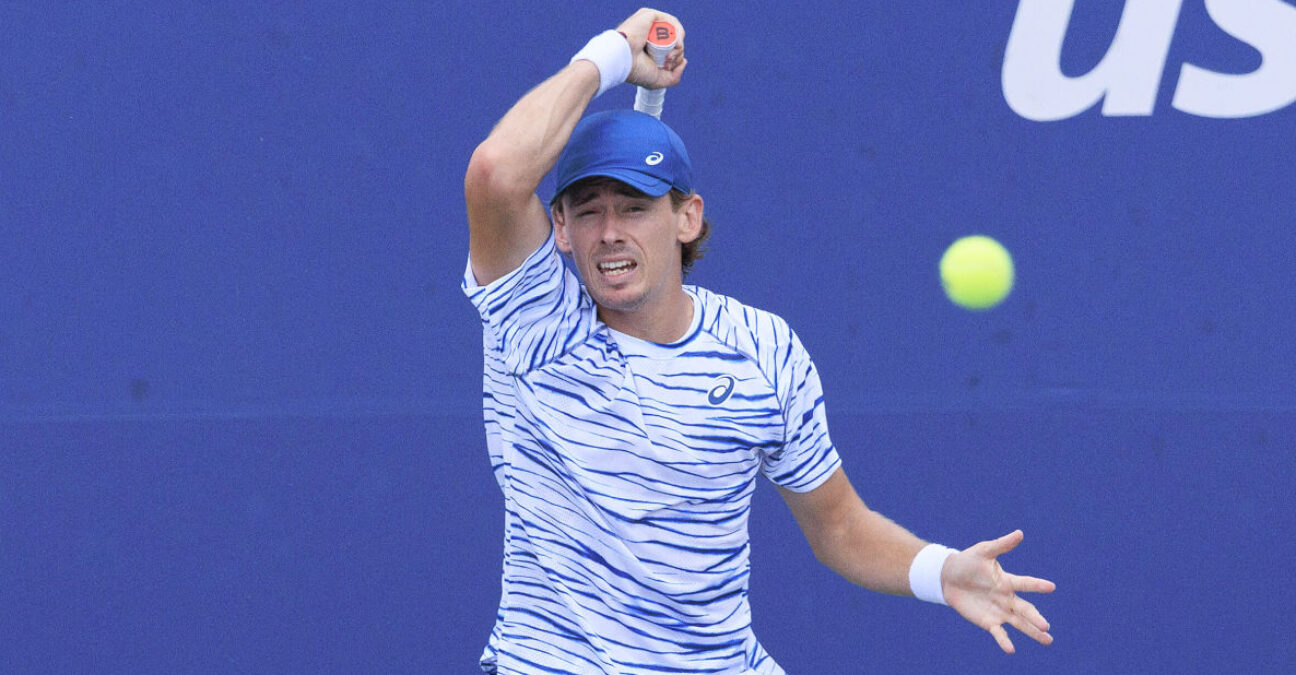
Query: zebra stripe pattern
[[463, 233, 841, 674]]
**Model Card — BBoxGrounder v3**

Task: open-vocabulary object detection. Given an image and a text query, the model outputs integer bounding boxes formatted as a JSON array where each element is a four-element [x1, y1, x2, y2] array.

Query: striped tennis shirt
[[463, 232, 841, 674]]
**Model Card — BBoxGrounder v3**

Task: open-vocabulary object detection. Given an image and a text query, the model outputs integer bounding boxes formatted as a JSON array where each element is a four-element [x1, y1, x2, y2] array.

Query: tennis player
[[462, 9, 1054, 673]]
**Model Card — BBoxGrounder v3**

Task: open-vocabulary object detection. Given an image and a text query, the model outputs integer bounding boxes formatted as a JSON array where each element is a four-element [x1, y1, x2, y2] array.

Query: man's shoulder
[[688, 286, 800, 371], [690, 285, 795, 339]]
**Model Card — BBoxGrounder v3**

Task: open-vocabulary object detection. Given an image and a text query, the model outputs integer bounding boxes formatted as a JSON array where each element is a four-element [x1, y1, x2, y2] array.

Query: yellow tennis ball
[[939, 235, 1014, 310]]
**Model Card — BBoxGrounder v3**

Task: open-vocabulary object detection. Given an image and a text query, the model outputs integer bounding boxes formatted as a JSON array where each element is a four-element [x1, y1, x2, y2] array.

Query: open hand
[[942, 530, 1056, 653]]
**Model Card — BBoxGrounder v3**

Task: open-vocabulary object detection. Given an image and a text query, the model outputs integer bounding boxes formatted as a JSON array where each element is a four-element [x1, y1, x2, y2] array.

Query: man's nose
[[598, 215, 626, 244]]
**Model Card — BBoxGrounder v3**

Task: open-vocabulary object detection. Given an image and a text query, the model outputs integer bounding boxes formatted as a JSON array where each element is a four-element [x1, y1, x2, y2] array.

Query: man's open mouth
[[598, 260, 636, 277]]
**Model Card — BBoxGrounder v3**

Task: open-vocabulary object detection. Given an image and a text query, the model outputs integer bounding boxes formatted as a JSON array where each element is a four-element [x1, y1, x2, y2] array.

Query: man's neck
[[599, 286, 695, 344]]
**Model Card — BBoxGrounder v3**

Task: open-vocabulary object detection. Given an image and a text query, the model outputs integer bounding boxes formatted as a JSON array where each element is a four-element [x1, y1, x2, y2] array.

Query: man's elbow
[[806, 527, 848, 572], [465, 140, 532, 208]]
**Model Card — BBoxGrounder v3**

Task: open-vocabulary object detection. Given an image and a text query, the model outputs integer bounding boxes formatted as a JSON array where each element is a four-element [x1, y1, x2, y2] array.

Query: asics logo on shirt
[[707, 375, 736, 405]]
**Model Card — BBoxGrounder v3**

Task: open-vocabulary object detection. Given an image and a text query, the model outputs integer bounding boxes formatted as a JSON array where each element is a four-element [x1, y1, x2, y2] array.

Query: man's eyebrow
[[569, 190, 601, 208]]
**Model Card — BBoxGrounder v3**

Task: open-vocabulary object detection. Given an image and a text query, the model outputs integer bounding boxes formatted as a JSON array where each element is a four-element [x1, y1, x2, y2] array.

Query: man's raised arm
[[463, 9, 687, 286], [463, 60, 598, 286]]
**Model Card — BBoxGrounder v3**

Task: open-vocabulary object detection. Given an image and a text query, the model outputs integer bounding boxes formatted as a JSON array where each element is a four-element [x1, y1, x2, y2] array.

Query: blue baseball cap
[[551, 109, 693, 203]]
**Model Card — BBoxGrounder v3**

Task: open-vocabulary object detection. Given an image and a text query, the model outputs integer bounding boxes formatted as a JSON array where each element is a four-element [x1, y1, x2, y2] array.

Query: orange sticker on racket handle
[[647, 21, 676, 48]]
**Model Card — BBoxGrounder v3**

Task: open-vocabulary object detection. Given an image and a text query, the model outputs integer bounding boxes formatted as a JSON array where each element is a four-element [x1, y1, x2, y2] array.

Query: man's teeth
[[599, 260, 634, 275]]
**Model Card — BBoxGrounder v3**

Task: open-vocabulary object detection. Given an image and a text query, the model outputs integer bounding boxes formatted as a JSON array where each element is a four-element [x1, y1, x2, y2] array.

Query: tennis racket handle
[[634, 21, 676, 118]]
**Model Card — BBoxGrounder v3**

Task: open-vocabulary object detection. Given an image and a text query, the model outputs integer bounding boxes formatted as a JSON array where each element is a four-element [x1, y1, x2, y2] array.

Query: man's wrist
[[570, 30, 632, 98], [909, 543, 957, 605]]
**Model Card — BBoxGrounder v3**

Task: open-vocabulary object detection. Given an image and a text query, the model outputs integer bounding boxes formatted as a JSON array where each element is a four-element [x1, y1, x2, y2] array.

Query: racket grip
[[634, 24, 675, 118]]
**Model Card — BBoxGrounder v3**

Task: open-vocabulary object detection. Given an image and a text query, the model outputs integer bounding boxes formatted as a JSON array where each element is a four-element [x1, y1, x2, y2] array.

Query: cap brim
[[552, 168, 673, 203]]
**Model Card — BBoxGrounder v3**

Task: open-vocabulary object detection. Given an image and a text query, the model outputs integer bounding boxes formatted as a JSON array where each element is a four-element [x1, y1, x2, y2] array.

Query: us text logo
[[1003, 0, 1296, 120]]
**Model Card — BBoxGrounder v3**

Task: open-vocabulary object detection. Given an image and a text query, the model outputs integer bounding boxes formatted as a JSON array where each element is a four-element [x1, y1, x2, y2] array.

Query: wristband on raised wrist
[[570, 29, 632, 98]]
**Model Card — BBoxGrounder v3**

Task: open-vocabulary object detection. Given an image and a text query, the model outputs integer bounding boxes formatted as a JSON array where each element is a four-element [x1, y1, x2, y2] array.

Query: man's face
[[554, 179, 701, 315]]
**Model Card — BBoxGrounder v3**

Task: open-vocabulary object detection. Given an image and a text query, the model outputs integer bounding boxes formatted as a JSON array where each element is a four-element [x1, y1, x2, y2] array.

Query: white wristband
[[570, 29, 632, 98], [909, 544, 958, 605]]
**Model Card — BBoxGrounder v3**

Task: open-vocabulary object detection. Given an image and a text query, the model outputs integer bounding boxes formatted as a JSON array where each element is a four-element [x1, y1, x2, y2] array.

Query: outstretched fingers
[[989, 624, 1016, 654], [973, 529, 1024, 559], [983, 594, 1053, 652], [1008, 597, 1053, 645], [1016, 596, 1051, 633], [949, 529, 1056, 653], [959, 531, 1057, 652], [1011, 572, 1056, 594]]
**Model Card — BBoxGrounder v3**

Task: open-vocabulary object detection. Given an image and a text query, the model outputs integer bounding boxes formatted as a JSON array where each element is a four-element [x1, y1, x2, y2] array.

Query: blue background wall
[[3, 1, 1293, 672]]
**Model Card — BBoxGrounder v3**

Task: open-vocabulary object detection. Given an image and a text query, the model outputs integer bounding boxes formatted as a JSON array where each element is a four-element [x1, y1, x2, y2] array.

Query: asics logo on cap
[[645, 152, 664, 166]]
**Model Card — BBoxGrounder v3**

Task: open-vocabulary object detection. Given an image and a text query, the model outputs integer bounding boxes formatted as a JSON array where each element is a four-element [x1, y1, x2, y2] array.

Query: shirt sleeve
[[461, 231, 595, 374], [762, 328, 842, 492]]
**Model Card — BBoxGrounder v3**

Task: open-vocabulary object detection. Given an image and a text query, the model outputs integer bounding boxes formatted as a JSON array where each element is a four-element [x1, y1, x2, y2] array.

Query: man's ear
[[552, 204, 572, 254], [676, 193, 705, 244]]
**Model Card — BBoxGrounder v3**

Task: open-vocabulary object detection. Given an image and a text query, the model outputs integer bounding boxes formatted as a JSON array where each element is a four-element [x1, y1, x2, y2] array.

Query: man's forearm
[[815, 506, 928, 596], [781, 469, 928, 597]]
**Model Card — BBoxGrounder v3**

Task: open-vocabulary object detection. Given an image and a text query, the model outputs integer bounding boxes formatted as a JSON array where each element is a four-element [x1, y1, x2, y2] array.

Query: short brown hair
[[669, 188, 709, 276]]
